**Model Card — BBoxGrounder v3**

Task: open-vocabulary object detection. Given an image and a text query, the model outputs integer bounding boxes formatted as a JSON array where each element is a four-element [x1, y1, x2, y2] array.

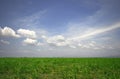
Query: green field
[[0, 58, 120, 79]]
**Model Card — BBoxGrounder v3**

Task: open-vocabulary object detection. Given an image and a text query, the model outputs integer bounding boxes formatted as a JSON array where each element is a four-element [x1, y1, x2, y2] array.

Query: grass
[[0, 58, 120, 79]]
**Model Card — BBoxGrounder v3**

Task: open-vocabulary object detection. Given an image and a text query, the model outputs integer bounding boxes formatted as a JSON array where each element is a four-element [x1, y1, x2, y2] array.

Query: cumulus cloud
[[0, 40, 10, 45], [47, 35, 65, 43], [37, 42, 44, 46], [41, 35, 47, 39], [23, 38, 37, 45], [17, 29, 37, 38], [0, 27, 20, 38], [69, 45, 76, 48], [46, 35, 69, 46]]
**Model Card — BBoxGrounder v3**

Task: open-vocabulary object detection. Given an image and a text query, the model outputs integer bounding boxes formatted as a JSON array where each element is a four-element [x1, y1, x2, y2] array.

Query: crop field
[[0, 58, 120, 79]]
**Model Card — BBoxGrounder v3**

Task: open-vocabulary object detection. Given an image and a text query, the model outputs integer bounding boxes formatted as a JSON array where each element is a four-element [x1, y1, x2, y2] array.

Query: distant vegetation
[[0, 58, 120, 79]]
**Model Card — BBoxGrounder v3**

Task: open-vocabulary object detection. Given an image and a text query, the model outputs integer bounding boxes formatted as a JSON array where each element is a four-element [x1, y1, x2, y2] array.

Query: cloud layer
[[1, 22, 120, 50]]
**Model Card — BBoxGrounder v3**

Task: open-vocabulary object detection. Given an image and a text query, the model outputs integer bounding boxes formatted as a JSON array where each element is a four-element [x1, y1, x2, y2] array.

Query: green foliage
[[0, 58, 120, 79]]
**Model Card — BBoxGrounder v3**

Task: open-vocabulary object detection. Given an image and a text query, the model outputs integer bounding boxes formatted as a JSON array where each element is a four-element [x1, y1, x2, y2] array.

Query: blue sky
[[0, 0, 120, 57]]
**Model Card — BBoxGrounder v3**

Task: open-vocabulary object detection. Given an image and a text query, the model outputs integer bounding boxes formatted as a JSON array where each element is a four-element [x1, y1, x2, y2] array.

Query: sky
[[0, 0, 120, 57]]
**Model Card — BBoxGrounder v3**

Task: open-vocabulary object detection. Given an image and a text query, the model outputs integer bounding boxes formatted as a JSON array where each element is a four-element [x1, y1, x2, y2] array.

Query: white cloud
[[41, 35, 47, 39], [69, 22, 120, 41], [15, 10, 47, 28], [37, 42, 44, 46], [46, 35, 69, 47], [69, 45, 76, 48], [0, 40, 10, 45], [0, 27, 20, 38], [23, 38, 37, 45], [77, 41, 115, 50], [17, 29, 37, 38], [47, 35, 65, 43]]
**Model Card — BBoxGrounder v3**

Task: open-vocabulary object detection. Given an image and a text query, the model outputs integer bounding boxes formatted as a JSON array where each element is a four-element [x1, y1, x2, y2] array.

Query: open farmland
[[0, 58, 120, 79]]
